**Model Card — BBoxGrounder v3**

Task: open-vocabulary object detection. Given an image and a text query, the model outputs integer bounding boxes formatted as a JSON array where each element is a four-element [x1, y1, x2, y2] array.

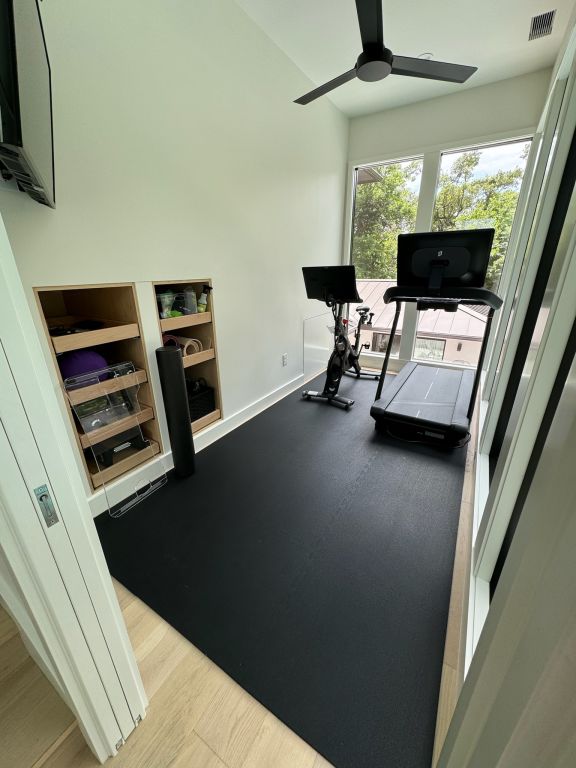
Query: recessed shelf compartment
[[155, 279, 222, 436], [67, 369, 148, 405], [160, 312, 212, 332], [88, 439, 161, 487], [35, 283, 164, 492], [182, 349, 215, 368], [78, 406, 154, 449], [192, 409, 221, 433]]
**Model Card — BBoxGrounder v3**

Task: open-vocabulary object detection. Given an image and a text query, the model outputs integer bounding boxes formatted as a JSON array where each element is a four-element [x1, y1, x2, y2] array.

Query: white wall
[[0, 0, 348, 424], [348, 69, 552, 164]]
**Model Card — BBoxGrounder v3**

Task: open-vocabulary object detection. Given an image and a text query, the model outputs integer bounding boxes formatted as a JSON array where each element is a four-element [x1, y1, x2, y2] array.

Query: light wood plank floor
[[432, 412, 479, 766], [0, 604, 76, 768], [39, 581, 334, 768]]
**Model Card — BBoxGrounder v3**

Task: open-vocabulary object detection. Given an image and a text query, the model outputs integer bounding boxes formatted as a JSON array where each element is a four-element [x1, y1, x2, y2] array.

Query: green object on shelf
[[157, 290, 175, 319], [197, 284, 213, 313], [168, 310, 183, 317]]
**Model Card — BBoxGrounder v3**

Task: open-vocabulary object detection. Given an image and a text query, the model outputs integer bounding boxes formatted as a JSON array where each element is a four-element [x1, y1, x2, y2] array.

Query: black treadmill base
[[371, 362, 474, 448], [374, 418, 470, 449]]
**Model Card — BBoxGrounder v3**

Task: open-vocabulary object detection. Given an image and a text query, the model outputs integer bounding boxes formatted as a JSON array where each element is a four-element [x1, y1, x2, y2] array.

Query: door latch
[[34, 485, 59, 528]]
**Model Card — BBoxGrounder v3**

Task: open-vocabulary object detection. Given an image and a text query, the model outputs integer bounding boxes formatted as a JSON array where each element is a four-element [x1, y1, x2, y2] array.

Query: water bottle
[[183, 286, 198, 314]]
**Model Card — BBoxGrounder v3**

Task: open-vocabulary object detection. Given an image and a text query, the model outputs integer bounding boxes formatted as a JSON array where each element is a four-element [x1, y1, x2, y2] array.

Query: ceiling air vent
[[529, 10, 556, 40]]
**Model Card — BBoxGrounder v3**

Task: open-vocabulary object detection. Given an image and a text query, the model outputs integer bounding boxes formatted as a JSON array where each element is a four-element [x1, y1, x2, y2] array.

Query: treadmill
[[370, 229, 503, 446]]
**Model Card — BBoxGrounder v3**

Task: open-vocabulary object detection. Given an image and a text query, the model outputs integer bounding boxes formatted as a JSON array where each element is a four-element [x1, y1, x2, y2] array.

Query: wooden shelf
[[79, 406, 154, 449], [192, 408, 221, 434], [160, 312, 212, 332], [67, 370, 148, 406], [182, 349, 215, 368], [50, 320, 140, 354], [89, 440, 161, 488]]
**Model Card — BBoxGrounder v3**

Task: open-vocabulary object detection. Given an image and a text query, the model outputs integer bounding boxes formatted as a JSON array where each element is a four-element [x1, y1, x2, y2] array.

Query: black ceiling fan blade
[[355, 0, 383, 50], [391, 55, 477, 83], [294, 68, 357, 105]]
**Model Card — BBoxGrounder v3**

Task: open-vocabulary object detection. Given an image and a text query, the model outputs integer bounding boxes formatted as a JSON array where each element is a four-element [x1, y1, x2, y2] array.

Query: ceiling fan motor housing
[[356, 47, 393, 81]]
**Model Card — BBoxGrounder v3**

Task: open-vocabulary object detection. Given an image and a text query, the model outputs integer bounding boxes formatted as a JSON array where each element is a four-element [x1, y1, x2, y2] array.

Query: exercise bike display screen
[[302, 266, 362, 304]]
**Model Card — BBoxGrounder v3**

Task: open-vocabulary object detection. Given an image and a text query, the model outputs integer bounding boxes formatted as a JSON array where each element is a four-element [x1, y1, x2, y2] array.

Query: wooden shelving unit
[[35, 284, 163, 490], [154, 279, 222, 434], [192, 408, 221, 433], [160, 313, 212, 333], [67, 369, 148, 406], [182, 349, 215, 369], [50, 321, 140, 354], [78, 406, 155, 449], [88, 440, 161, 488]]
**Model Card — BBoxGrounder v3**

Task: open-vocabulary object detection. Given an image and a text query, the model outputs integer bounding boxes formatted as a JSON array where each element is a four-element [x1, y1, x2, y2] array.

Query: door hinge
[[34, 485, 59, 528]]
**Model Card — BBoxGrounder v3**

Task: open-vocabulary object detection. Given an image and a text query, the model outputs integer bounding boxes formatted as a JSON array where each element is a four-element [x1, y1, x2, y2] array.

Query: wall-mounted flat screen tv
[[0, 0, 54, 207]]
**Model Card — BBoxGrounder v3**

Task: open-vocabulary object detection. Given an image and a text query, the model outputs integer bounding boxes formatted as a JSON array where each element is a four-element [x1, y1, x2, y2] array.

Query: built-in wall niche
[[35, 284, 163, 490], [154, 279, 222, 433]]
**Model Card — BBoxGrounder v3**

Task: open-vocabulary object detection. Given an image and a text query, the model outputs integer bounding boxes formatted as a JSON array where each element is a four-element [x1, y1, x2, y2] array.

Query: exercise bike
[[301, 265, 379, 410]]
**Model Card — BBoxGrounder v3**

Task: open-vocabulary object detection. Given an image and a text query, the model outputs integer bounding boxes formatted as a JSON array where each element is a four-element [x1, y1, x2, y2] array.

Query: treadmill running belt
[[388, 366, 468, 423]]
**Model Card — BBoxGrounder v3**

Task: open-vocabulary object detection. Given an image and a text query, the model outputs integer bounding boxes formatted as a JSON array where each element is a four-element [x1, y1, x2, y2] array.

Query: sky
[[440, 140, 531, 180]]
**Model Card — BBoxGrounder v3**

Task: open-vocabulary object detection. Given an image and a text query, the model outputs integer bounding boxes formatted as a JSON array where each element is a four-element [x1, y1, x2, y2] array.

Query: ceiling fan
[[295, 0, 477, 105]]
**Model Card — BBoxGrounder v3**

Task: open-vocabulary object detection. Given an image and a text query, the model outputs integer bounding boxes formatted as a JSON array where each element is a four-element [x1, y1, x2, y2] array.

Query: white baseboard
[[89, 370, 322, 517]]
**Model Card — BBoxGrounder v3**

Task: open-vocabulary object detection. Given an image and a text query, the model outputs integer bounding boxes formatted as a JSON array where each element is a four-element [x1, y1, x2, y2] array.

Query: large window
[[350, 159, 423, 357], [351, 139, 531, 367]]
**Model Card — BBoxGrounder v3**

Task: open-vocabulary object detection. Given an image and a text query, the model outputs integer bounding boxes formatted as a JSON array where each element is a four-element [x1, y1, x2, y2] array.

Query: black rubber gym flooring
[[96, 374, 466, 768]]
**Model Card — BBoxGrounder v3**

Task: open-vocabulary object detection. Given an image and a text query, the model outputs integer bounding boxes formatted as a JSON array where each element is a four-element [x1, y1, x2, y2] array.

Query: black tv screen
[[397, 229, 495, 289], [0, 0, 54, 207], [0, 0, 21, 145]]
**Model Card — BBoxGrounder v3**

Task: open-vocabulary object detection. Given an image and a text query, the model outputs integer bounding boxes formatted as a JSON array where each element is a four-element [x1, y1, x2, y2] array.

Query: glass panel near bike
[[351, 158, 423, 358], [414, 139, 531, 367]]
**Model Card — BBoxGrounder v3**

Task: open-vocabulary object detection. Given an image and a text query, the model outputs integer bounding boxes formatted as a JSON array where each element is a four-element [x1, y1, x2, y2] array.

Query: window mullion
[[415, 151, 441, 230], [399, 151, 441, 363]]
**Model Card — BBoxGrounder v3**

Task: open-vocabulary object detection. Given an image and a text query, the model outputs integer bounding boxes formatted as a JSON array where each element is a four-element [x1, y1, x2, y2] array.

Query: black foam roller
[[156, 346, 196, 477]]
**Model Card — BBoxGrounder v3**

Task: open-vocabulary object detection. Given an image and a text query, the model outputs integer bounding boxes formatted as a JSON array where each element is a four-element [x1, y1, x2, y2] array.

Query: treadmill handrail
[[383, 285, 502, 310]]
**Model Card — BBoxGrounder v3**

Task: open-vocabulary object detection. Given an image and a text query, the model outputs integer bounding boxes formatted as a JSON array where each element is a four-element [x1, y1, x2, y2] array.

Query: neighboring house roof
[[355, 279, 488, 341]]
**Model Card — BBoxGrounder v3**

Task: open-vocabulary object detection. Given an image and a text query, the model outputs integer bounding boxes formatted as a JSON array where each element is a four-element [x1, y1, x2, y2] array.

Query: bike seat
[[356, 305, 370, 313]]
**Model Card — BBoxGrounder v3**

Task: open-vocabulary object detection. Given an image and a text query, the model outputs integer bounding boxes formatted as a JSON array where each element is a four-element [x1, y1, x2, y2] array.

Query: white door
[[0, 215, 147, 760]]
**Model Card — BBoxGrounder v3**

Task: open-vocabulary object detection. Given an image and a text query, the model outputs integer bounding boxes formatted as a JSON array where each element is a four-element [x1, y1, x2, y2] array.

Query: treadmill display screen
[[397, 229, 495, 289]]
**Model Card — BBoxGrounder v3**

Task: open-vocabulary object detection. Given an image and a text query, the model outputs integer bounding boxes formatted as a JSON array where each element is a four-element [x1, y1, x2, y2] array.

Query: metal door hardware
[[34, 485, 59, 528]]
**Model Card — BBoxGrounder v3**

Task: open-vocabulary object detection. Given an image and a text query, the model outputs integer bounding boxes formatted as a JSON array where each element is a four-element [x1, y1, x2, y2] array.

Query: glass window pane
[[351, 159, 423, 357], [414, 337, 445, 360], [415, 140, 531, 367], [432, 140, 531, 291]]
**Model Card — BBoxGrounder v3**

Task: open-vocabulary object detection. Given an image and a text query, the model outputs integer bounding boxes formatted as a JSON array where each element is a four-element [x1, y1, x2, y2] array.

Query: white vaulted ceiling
[[234, 0, 575, 116]]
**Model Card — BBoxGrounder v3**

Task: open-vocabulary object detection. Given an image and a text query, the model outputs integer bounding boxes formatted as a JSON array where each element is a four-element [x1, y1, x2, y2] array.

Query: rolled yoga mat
[[155, 346, 196, 477], [162, 334, 204, 356]]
